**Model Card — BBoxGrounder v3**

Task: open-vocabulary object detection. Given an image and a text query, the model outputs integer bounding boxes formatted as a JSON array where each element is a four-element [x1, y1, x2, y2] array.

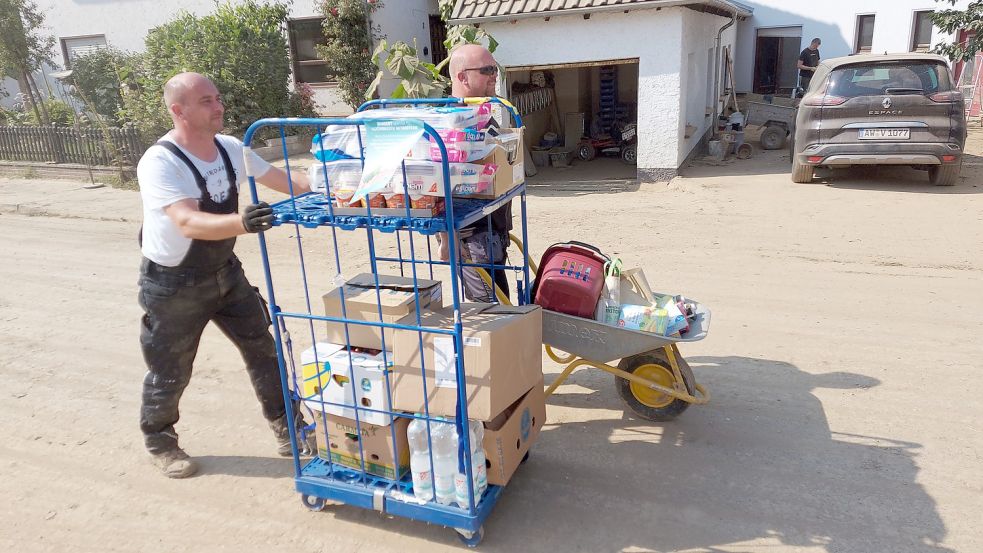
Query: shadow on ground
[[818, 162, 983, 195], [297, 355, 949, 551]]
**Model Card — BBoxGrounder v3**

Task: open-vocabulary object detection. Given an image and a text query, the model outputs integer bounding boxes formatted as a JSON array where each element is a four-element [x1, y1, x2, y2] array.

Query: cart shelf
[[271, 183, 526, 235]]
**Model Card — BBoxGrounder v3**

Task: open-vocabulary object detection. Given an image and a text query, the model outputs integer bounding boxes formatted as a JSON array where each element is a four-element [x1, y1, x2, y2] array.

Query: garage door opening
[[506, 59, 639, 185], [753, 26, 802, 95]]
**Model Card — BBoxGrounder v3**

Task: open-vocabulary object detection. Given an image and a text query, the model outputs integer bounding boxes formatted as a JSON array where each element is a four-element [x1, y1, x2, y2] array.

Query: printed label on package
[[356, 119, 425, 200], [433, 336, 457, 389]]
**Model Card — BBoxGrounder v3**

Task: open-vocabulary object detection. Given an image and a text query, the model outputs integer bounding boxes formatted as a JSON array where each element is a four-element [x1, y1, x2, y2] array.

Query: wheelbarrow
[[540, 305, 710, 421], [475, 240, 712, 421]]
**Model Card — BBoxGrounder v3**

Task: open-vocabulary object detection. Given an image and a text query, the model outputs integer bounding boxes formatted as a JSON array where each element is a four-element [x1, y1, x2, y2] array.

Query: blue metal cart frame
[[242, 98, 529, 547]]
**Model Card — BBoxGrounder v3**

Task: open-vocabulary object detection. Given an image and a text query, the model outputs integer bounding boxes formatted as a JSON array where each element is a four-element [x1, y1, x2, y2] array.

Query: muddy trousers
[[138, 256, 286, 454], [459, 230, 510, 303]]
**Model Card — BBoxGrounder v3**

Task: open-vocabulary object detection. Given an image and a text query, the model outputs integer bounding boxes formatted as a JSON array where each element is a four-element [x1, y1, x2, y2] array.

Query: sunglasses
[[463, 65, 499, 76]]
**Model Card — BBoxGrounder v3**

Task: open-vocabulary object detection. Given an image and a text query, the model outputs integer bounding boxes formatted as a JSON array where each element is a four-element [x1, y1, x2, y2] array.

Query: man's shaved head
[[448, 44, 498, 97], [163, 72, 211, 111], [162, 72, 225, 135]]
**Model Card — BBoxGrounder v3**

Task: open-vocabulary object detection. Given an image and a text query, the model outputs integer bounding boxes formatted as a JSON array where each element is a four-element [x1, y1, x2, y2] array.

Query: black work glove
[[242, 202, 274, 233]]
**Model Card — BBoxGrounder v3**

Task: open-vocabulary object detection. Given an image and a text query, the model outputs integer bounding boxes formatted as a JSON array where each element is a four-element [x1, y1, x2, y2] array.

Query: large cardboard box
[[302, 345, 395, 426], [391, 303, 543, 421], [323, 273, 443, 351], [463, 127, 524, 199], [313, 414, 410, 480], [483, 378, 546, 486]]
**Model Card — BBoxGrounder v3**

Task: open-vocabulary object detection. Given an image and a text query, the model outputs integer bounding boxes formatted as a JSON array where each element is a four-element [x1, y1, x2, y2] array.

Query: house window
[[60, 35, 107, 69], [911, 11, 934, 52], [855, 14, 876, 54], [288, 17, 334, 84]]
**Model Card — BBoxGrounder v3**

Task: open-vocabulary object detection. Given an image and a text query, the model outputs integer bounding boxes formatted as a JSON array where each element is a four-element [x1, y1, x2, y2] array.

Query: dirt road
[[1, 140, 981, 553]]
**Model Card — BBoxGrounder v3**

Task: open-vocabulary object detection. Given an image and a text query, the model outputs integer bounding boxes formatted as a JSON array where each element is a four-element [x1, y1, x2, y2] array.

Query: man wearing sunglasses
[[438, 44, 512, 303]]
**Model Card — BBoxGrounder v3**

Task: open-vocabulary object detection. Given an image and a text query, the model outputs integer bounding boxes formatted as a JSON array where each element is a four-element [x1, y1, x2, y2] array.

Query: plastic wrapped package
[[307, 160, 363, 195], [391, 160, 498, 197]]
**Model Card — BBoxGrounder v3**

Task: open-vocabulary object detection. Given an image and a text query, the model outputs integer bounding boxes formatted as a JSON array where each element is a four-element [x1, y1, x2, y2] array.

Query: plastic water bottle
[[431, 422, 458, 505], [454, 420, 487, 508], [406, 418, 434, 502]]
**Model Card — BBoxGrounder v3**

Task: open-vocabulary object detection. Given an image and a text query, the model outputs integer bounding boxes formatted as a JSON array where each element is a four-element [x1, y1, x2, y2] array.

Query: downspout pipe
[[712, 10, 737, 134]]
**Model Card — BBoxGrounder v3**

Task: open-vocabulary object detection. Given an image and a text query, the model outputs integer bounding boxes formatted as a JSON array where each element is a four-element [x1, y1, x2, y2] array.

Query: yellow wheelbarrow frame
[[475, 237, 711, 421]]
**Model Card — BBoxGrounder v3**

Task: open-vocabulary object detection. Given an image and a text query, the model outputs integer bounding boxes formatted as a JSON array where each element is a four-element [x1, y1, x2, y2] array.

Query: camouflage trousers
[[137, 256, 286, 454]]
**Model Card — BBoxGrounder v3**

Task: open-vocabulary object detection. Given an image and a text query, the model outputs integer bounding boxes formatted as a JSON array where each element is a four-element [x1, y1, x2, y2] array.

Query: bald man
[[136, 72, 312, 478], [439, 44, 512, 303]]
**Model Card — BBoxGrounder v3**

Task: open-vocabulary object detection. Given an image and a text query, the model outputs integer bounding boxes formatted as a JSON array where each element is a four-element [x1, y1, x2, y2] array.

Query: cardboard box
[[323, 273, 443, 351], [300, 342, 345, 400], [462, 127, 525, 199], [303, 346, 395, 426], [483, 378, 546, 486], [391, 303, 543, 421], [313, 414, 410, 480]]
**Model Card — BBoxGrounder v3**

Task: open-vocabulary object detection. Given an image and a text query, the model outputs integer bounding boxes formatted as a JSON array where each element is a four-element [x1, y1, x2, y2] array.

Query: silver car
[[791, 53, 967, 186]]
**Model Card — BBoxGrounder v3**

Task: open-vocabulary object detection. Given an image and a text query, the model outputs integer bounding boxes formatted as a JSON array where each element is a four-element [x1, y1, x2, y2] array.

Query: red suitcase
[[532, 241, 608, 318]]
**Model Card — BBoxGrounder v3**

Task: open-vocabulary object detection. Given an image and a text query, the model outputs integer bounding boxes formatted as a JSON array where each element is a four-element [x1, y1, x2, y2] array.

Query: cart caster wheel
[[456, 526, 485, 548], [521, 451, 530, 464], [616, 353, 691, 422], [301, 494, 327, 512]]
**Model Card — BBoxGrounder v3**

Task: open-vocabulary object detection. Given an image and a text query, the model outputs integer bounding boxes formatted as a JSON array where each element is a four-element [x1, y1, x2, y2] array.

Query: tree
[[931, 0, 983, 61], [120, 1, 313, 140], [316, 0, 383, 110], [0, 0, 55, 123], [70, 47, 136, 125], [366, 0, 498, 100]]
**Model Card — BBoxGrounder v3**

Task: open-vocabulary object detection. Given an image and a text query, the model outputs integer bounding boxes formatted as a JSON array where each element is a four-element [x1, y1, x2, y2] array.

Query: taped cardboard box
[[313, 414, 410, 480], [391, 303, 542, 421], [323, 273, 442, 351], [483, 377, 546, 486]]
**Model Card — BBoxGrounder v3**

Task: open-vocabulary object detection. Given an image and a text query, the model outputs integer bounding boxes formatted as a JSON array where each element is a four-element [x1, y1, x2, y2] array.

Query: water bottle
[[454, 420, 487, 508], [431, 422, 458, 505], [406, 418, 434, 502]]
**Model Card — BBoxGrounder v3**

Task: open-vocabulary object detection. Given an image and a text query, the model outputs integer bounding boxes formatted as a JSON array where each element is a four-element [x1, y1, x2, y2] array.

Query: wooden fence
[[0, 125, 147, 166]]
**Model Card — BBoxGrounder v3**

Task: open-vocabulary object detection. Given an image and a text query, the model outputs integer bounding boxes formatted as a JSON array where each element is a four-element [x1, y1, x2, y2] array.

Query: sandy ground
[[1, 130, 982, 553]]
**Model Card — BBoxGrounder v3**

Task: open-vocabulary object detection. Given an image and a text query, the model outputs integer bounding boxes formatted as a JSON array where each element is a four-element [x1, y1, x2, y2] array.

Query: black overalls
[[138, 139, 286, 454]]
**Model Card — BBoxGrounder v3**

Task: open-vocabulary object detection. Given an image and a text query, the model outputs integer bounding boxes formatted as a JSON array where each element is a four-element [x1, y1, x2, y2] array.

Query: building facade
[[1, 0, 443, 114]]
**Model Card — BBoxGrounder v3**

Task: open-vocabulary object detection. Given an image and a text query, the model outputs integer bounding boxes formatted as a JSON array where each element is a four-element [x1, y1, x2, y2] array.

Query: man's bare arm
[[256, 166, 311, 196], [165, 199, 246, 240]]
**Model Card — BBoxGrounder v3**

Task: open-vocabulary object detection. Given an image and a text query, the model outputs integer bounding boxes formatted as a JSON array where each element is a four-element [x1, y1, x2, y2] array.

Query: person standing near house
[[797, 38, 822, 92], [437, 44, 513, 303], [137, 72, 313, 478]]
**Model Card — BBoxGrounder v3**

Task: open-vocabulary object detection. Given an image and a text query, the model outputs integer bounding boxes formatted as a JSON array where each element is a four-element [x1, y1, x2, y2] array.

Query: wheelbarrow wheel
[[616, 353, 691, 421]]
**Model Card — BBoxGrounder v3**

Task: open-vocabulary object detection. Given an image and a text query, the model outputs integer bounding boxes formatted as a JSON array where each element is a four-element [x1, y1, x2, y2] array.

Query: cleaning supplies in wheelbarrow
[[618, 295, 689, 336], [594, 258, 622, 326]]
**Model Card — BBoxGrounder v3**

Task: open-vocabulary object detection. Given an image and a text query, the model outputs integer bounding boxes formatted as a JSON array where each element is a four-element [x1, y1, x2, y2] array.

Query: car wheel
[[791, 156, 814, 183], [928, 162, 960, 186]]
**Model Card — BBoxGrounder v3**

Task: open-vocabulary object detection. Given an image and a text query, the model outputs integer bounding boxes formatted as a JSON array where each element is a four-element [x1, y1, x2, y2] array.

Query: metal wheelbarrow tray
[[541, 297, 712, 421]]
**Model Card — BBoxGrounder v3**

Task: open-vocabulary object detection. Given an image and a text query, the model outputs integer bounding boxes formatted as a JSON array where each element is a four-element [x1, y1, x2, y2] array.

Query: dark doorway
[[753, 29, 801, 95], [429, 15, 448, 77]]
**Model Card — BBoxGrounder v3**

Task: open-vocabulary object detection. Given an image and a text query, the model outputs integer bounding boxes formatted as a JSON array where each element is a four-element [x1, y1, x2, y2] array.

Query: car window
[[827, 62, 951, 97]]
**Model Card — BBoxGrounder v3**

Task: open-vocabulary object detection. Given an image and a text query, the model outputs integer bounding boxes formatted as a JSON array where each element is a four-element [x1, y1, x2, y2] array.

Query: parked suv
[[790, 53, 967, 185]]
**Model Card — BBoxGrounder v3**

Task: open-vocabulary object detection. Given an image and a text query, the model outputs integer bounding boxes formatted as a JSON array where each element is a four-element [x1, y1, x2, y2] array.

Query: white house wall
[[371, 0, 439, 98], [483, 8, 686, 175], [679, 7, 737, 165], [734, 0, 970, 92]]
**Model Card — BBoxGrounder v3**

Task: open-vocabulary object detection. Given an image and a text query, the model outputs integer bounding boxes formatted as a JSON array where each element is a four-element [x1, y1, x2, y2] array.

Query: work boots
[[270, 412, 315, 457], [150, 447, 198, 479]]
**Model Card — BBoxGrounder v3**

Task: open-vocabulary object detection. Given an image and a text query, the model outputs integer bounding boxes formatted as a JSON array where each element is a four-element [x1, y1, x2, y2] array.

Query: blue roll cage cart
[[242, 98, 530, 547]]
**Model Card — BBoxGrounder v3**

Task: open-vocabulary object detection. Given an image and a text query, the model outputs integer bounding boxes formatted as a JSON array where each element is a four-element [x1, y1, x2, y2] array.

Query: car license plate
[[858, 128, 910, 140]]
